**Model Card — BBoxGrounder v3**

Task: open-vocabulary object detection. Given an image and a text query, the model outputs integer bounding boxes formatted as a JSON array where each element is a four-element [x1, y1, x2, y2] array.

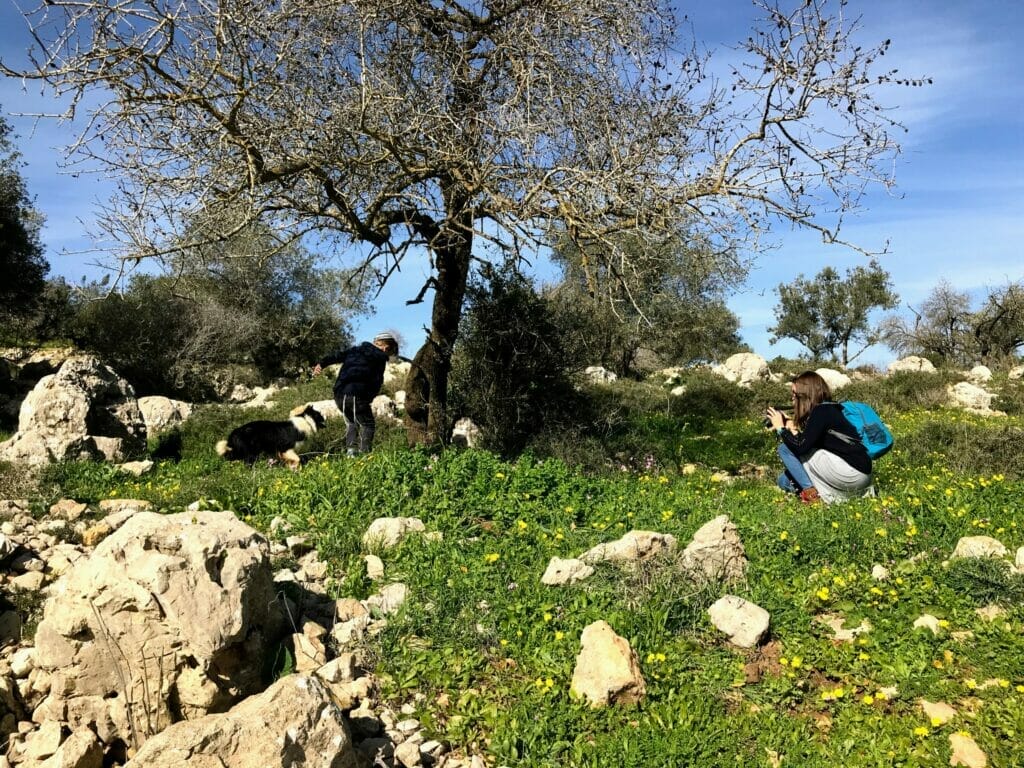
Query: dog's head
[[301, 405, 326, 431]]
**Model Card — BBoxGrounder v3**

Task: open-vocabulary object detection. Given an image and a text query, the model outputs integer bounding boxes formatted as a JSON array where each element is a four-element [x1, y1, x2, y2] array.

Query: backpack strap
[[827, 428, 859, 446]]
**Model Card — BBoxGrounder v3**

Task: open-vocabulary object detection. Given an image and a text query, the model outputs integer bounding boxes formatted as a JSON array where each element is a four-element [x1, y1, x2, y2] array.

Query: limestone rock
[[913, 614, 943, 635], [708, 595, 770, 648], [948, 732, 987, 768], [570, 621, 645, 707], [137, 396, 193, 435], [124, 674, 360, 768], [362, 517, 426, 550], [1009, 364, 1024, 381], [115, 460, 154, 477], [383, 360, 412, 391], [579, 531, 677, 565], [451, 418, 481, 448], [583, 366, 618, 384], [0, 356, 147, 465], [920, 699, 957, 726], [364, 583, 408, 617], [967, 365, 992, 383], [815, 368, 852, 391], [33, 511, 283, 748], [541, 557, 595, 586], [711, 353, 771, 387], [947, 382, 996, 413], [38, 727, 102, 768], [951, 536, 1008, 560], [888, 356, 936, 374], [816, 613, 871, 643], [49, 499, 88, 523], [371, 395, 402, 425], [679, 515, 748, 584]]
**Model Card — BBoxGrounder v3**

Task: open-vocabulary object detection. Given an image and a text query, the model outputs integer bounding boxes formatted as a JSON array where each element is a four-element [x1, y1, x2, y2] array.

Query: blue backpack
[[828, 401, 894, 460]]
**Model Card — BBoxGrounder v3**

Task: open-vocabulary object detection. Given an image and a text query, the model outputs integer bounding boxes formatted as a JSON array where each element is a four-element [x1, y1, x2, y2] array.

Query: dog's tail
[[215, 440, 231, 458]]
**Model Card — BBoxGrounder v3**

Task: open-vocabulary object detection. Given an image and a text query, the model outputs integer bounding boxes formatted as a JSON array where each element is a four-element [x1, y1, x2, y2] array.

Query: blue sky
[[2, 0, 1022, 366]]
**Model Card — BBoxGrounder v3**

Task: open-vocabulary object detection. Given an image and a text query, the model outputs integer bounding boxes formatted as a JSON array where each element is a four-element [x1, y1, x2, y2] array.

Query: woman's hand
[[766, 407, 787, 430]]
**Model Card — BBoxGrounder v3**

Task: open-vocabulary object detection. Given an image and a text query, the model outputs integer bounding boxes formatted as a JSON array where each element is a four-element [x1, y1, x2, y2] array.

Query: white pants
[[803, 449, 874, 504]]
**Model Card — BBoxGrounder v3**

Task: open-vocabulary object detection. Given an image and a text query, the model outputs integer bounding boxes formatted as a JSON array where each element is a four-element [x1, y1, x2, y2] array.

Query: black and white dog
[[216, 404, 326, 470]]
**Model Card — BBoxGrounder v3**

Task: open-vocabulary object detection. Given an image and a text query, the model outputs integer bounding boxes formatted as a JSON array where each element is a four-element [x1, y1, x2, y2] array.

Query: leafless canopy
[[4, 0, 920, 440]]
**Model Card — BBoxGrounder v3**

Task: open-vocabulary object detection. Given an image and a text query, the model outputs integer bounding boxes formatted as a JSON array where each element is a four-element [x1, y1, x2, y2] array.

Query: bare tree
[[3, 0, 922, 443]]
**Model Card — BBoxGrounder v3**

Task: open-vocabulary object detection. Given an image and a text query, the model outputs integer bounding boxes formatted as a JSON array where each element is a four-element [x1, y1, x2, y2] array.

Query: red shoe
[[799, 487, 821, 504]]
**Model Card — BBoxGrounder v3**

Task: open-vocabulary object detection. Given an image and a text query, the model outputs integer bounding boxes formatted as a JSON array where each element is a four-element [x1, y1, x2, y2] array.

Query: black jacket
[[320, 342, 389, 399], [779, 402, 872, 475]]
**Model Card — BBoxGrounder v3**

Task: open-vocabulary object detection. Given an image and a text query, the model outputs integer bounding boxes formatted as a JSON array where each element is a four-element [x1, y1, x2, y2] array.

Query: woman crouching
[[766, 371, 874, 504]]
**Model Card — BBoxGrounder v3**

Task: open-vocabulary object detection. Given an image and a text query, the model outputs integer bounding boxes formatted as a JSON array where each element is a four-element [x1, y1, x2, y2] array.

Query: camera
[[762, 405, 791, 429]]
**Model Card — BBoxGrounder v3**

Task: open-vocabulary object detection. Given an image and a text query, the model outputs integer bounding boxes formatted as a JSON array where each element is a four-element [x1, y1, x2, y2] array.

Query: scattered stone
[[570, 620, 646, 707], [920, 699, 957, 725], [114, 460, 154, 477], [362, 517, 426, 550], [395, 740, 422, 767], [871, 564, 890, 581], [335, 598, 369, 623], [9, 571, 44, 591], [293, 622, 328, 674], [316, 654, 359, 685], [708, 595, 770, 649], [49, 499, 88, 522], [816, 614, 871, 643], [10, 648, 35, 678], [975, 605, 1007, 622], [579, 530, 677, 565], [372, 395, 402, 425], [913, 614, 943, 635], [1015, 547, 1024, 573], [679, 515, 748, 584], [365, 583, 408, 617], [583, 366, 618, 384], [968, 365, 992, 383], [1009, 364, 1024, 381], [39, 726, 103, 768], [541, 557, 595, 586], [286, 535, 313, 556], [80, 522, 112, 547], [124, 674, 359, 767], [815, 368, 852, 391], [948, 732, 987, 768], [364, 554, 385, 581], [137, 396, 193, 435], [951, 536, 1008, 560], [96, 498, 153, 516], [888, 356, 936, 374], [947, 382, 999, 414], [670, 385, 687, 397], [451, 417, 482, 448], [21, 719, 63, 761]]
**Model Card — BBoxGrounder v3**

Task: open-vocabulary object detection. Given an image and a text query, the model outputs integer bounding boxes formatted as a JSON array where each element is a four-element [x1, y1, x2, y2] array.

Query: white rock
[[711, 353, 771, 387], [870, 564, 890, 581], [947, 382, 996, 413], [362, 517, 426, 550], [583, 366, 618, 384], [951, 536, 1009, 560], [570, 621, 645, 707], [968, 365, 992, 383], [913, 614, 943, 635], [451, 417, 482, 448], [541, 557, 595, 586], [815, 368, 852, 391], [580, 530, 677, 565], [708, 595, 770, 648], [888, 356, 936, 374], [679, 515, 748, 584]]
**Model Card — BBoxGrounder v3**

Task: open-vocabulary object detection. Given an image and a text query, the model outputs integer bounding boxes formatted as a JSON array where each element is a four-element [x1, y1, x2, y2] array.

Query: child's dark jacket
[[319, 342, 389, 399]]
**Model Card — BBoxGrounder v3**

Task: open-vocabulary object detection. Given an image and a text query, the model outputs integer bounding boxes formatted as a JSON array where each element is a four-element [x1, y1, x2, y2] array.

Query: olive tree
[[3, 0, 921, 443], [769, 259, 898, 365]]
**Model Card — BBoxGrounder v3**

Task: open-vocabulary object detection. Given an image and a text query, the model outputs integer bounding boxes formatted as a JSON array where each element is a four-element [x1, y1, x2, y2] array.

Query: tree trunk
[[404, 213, 473, 447]]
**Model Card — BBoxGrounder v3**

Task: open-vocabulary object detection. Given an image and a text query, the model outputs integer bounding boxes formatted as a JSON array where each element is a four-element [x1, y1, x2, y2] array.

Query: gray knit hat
[[373, 331, 397, 344]]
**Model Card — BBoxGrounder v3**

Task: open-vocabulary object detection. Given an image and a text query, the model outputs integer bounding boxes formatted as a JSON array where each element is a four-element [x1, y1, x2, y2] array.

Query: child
[[313, 332, 399, 455]]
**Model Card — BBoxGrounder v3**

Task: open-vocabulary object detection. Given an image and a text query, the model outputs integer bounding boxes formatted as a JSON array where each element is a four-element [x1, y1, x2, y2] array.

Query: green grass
[[5, 372, 1024, 767]]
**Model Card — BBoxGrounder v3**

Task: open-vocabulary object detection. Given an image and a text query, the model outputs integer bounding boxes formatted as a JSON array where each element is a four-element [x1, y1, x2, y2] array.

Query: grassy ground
[[7, 372, 1024, 767]]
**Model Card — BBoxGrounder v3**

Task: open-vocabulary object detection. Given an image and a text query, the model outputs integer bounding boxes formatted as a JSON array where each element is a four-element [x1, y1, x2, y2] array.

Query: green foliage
[[0, 111, 48, 340], [450, 268, 580, 456], [770, 260, 898, 366], [69, 229, 365, 398], [547, 228, 746, 377], [13, 363, 1024, 768]]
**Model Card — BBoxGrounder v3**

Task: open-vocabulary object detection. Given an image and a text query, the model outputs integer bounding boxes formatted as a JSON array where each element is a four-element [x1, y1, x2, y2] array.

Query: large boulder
[[888, 356, 936, 374], [32, 511, 284, 751], [815, 368, 852, 391], [947, 382, 996, 413], [711, 353, 771, 387], [0, 356, 146, 465], [125, 674, 360, 768], [137, 396, 193, 435]]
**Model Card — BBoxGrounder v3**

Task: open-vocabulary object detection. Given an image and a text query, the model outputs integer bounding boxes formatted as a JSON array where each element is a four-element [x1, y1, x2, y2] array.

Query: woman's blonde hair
[[791, 371, 833, 427]]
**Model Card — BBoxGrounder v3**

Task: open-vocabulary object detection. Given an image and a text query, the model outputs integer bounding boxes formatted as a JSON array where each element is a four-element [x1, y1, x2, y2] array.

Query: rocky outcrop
[[711, 353, 771, 387], [32, 511, 284, 752], [124, 674, 360, 768], [137, 396, 193, 435], [815, 368, 852, 391], [888, 356, 936, 374], [947, 382, 999, 414], [0, 356, 146, 465]]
